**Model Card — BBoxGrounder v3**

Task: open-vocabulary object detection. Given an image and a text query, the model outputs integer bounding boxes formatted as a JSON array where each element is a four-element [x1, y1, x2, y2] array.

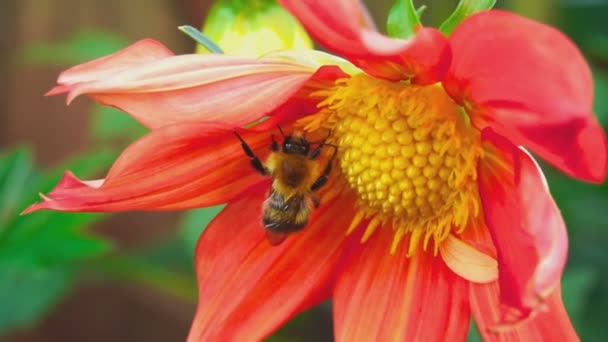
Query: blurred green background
[[1, 0, 607, 341]]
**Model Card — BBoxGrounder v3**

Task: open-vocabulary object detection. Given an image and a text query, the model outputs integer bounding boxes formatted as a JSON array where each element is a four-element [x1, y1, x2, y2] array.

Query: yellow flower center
[[299, 74, 482, 255]]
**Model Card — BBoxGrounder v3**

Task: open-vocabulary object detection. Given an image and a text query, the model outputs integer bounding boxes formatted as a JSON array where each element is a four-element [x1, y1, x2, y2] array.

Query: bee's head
[[282, 133, 310, 155]]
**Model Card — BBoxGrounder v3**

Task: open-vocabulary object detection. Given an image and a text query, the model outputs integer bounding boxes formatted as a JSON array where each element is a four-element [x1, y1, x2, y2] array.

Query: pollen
[[300, 74, 482, 255]]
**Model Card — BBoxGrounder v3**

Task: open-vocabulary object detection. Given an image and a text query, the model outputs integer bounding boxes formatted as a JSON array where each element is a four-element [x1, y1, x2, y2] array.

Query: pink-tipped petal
[[279, 0, 450, 83], [52, 39, 174, 88], [471, 282, 578, 341], [188, 185, 357, 342], [333, 228, 470, 342], [478, 129, 569, 323], [24, 123, 275, 213], [50, 41, 343, 129], [444, 10, 606, 182]]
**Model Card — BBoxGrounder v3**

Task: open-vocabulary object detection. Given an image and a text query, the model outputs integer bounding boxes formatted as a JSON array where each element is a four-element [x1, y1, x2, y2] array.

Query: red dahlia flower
[[25, 1, 606, 341]]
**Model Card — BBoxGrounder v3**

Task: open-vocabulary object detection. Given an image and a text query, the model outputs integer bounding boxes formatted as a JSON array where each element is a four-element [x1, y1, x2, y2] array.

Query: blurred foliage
[[18, 30, 128, 66], [0, 147, 114, 332], [549, 2, 608, 339], [91, 105, 147, 142], [438, 0, 496, 34]]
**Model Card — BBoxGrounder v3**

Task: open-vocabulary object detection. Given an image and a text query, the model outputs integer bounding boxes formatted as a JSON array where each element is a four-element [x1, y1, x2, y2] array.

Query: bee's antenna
[[276, 125, 286, 137]]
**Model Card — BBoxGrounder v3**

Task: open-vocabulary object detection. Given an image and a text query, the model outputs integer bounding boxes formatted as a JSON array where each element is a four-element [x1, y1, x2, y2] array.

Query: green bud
[[200, 0, 313, 56]]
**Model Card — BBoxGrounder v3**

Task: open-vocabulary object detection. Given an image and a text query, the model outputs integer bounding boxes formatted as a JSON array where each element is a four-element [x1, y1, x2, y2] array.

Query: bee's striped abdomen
[[263, 191, 311, 232]]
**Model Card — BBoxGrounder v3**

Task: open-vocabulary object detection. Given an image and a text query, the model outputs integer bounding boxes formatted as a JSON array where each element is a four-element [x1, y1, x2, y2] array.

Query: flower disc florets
[[301, 75, 483, 253]]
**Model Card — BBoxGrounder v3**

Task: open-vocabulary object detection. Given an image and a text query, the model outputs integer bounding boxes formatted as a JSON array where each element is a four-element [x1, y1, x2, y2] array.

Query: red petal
[[499, 116, 606, 183], [279, 0, 450, 83], [23, 123, 273, 213], [50, 41, 339, 129], [471, 282, 578, 341], [444, 10, 606, 182], [188, 184, 357, 341], [478, 129, 568, 322], [333, 228, 470, 342]]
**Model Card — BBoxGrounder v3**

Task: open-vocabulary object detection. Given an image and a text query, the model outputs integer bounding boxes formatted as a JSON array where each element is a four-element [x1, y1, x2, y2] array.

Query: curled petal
[[478, 129, 568, 323], [333, 228, 470, 342], [279, 0, 450, 83], [471, 282, 578, 341], [23, 123, 273, 213], [188, 184, 357, 341], [49, 40, 343, 129], [444, 10, 606, 182], [440, 233, 498, 284], [46, 39, 174, 94]]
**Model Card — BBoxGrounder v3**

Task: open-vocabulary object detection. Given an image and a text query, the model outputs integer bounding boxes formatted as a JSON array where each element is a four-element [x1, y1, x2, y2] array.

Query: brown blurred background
[[2, 1, 210, 341]]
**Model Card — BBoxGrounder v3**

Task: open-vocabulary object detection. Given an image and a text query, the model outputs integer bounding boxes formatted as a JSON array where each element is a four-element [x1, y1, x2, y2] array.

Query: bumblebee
[[234, 127, 336, 245]]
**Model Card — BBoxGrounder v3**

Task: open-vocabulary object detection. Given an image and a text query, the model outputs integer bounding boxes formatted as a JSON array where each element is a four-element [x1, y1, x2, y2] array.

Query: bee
[[234, 127, 336, 245]]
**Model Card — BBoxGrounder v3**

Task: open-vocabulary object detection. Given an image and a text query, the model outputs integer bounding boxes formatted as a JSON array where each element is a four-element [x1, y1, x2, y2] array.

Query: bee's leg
[[310, 159, 334, 191], [309, 141, 325, 160], [310, 145, 337, 191], [311, 194, 320, 208], [233, 131, 269, 175], [309, 130, 333, 160]]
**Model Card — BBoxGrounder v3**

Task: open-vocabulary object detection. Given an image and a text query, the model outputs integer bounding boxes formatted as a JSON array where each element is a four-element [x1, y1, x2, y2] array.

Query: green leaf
[[178, 25, 224, 54], [91, 105, 148, 141], [439, 0, 496, 35], [0, 147, 114, 333], [387, 0, 421, 39], [17, 30, 128, 66]]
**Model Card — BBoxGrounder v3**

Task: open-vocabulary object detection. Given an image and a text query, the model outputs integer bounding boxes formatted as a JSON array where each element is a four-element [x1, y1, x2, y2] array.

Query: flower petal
[[333, 228, 470, 342], [478, 129, 568, 322], [267, 49, 361, 76], [279, 0, 450, 83], [440, 233, 498, 284], [471, 282, 578, 341], [188, 184, 357, 341], [444, 10, 606, 182], [49, 41, 343, 129], [23, 122, 275, 213], [46, 39, 174, 94]]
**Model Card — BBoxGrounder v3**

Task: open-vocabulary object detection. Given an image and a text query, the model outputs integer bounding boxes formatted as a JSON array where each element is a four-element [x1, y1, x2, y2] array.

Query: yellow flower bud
[[200, 0, 313, 56]]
